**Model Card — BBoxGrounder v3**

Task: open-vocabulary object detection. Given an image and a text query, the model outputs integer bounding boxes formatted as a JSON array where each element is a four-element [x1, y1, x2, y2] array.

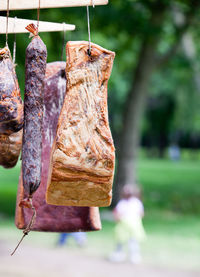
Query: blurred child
[[57, 232, 87, 248], [109, 184, 146, 264]]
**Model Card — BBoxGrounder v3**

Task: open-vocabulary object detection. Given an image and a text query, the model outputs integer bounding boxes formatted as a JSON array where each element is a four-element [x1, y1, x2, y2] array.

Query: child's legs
[[128, 238, 141, 263], [58, 233, 69, 245], [128, 239, 140, 255], [115, 221, 130, 246], [109, 221, 128, 261], [72, 232, 87, 246], [109, 241, 126, 262]]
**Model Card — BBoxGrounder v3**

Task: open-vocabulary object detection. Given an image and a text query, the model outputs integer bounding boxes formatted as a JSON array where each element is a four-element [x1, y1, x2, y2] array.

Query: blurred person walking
[[109, 184, 146, 264], [57, 232, 87, 248], [168, 144, 180, 161]]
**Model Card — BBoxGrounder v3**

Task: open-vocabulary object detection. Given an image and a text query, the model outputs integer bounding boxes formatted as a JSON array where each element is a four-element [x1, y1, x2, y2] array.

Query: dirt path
[[0, 241, 199, 277]]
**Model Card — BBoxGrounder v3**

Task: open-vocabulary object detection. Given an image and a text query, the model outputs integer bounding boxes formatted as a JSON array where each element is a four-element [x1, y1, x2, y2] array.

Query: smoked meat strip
[[46, 41, 115, 207], [0, 46, 23, 168], [0, 46, 23, 135], [15, 62, 101, 232]]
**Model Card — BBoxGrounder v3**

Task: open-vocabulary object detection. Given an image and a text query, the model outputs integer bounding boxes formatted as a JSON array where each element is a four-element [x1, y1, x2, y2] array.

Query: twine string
[[86, 1, 95, 56], [13, 16, 17, 64], [6, 0, 10, 46], [11, 198, 36, 256], [61, 23, 66, 61], [37, 0, 41, 33], [86, 6, 91, 55]]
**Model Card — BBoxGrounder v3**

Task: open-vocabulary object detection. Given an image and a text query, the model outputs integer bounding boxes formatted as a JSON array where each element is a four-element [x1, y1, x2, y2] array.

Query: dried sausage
[[22, 24, 47, 196]]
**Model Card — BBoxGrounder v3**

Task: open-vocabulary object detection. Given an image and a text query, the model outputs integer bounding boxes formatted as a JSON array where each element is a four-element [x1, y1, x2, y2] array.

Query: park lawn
[[1, 157, 200, 216], [89, 214, 200, 271], [0, 214, 200, 271], [138, 158, 200, 213]]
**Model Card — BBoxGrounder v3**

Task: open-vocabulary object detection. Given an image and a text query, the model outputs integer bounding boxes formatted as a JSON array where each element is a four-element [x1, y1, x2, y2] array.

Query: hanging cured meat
[[0, 130, 22, 168], [46, 41, 115, 207], [0, 46, 23, 135], [15, 61, 101, 232], [0, 46, 23, 169], [22, 24, 47, 197]]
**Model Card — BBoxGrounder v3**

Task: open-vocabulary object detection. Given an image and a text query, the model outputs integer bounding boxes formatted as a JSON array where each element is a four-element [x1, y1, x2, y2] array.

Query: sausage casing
[[22, 24, 47, 195]]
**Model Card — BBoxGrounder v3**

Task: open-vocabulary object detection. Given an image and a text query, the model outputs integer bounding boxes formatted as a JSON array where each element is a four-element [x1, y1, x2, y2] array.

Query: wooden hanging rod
[[0, 0, 108, 11], [0, 16, 75, 34]]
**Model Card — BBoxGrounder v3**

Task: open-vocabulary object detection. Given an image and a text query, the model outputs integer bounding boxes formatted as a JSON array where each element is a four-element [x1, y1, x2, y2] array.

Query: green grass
[[1, 157, 200, 216], [0, 162, 20, 216], [138, 158, 200, 214]]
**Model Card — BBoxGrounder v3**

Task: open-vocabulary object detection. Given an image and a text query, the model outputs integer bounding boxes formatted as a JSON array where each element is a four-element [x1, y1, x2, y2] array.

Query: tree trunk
[[113, 7, 167, 205]]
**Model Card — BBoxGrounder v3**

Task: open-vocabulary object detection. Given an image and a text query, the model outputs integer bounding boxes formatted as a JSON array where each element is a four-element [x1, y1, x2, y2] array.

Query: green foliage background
[[1, 1, 200, 139]]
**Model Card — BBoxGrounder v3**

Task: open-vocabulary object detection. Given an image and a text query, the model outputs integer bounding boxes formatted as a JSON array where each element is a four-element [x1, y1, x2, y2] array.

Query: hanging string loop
[[86, 0, 95, 56], [13, 16, 17, 64], [61, 22, 66, 61], [86, 6, 91, 55], [6, 0, 10, 46], [37, 0, 41, 33], [11, 197, 36, 256]]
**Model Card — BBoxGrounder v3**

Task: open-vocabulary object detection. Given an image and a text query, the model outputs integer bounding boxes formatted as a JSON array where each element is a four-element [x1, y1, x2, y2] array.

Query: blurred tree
[[112, 0, 200, 204], [143, 94, 176, 158]]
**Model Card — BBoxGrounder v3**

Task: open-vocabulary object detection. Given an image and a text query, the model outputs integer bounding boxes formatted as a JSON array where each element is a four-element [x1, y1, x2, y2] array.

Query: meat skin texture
[[0, 46, 23, 135], [0, 130, 22, 168], [15, 62, 101, 232], [46, 41, 115, 207], [22, 35, 47, 195]]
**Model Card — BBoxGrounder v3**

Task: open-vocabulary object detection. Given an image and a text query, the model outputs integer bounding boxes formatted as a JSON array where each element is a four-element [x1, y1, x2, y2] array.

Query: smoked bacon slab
[[46, 41, 115, 207]]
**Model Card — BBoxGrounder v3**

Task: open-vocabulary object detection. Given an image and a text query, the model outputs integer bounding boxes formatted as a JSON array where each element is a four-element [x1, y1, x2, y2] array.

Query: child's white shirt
[[115, 197, 144, 221]]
